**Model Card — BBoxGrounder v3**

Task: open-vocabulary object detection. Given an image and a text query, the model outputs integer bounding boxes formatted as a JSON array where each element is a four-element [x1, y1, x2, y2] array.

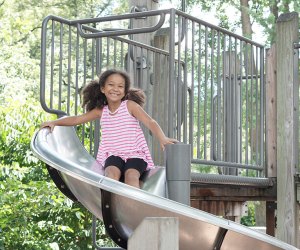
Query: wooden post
[[276, 12, 300, 247], [128, 217, 179, 250], [152, 28, 170, 165], [223, 51, 240, 176], [265, 45, 277, 178], [128, 0, 161, 164], [265, 201, 275, 236]]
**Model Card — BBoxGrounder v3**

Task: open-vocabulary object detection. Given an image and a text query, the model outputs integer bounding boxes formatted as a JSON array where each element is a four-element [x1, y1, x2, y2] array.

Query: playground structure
[[33, 7, 300, 249]]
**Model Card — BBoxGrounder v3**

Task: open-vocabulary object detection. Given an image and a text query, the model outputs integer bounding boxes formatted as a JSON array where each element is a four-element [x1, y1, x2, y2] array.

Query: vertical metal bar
[[177, 15, 182, 140], [90, 39, 96, 152], [239, 41, 243, 164], [250, 44, 254, 165], [99, 37, 103, 72], [126, 43, 130, 72], [210, 29, 215, 160], [217, 31, 221, 161], [234, 38, 238, 164], [67, 26, 71, 115], [146, 48, 150, 115], [197, 24, 201, 159], [228, 36, 232, 163], [92, 39, 95, 78], [120, 42, 124, 68], [114, 39, 117, 67], [140, 47, 144, 89], [204, 26, 208, 159], [96, 39, 101, 76], [245, 43, 249, 165], [133, 45, 138, 86], [260, 46, 265, 174], [183, 17, 188, 143], [168, 8, 176, 138], [40, 18, 48, 112], [81, 38, 87, 145], [255, 46, 259, 169], [59, 23, 63, 111], [50, 21, 55, 110], [190, 20, 195, 155], [75, 30, 79, 115], [106, 37, 110, 67], [222, 34, 226, 166]]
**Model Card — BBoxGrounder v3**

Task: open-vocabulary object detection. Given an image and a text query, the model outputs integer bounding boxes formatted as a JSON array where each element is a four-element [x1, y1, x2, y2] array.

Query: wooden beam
[[265, 45, 277, 177], [190, 182, 276, 201], [276, 11, 300, 247]]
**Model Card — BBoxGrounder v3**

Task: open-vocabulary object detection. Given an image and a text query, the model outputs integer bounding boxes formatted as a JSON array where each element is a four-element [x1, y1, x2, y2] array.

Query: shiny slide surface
[[31, 126, 297, 250]]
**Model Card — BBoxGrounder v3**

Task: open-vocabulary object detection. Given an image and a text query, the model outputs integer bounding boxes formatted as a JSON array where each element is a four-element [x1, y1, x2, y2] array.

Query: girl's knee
[[124, 169, 140, 187], [105, 166, 121, 180]]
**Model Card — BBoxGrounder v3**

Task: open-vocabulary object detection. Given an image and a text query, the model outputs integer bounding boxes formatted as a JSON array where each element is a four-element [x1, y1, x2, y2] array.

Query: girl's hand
[[40, 121, 56, 132], [160, 137, 178, 151]]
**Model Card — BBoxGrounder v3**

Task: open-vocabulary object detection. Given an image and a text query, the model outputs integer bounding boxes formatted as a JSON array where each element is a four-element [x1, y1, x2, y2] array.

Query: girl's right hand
[[40, 121, 56, 132]]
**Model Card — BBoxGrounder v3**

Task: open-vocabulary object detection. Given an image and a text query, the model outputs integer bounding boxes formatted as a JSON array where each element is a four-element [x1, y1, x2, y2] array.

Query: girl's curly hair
[[81, 69, 145, 111]]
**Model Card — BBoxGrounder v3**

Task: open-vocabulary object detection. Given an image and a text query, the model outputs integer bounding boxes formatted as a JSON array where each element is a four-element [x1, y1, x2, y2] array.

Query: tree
[[185, 0, 299, 45], [0, 1, 128, 249]]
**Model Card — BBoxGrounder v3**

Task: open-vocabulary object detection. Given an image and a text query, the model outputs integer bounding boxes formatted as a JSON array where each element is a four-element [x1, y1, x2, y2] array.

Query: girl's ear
[[100, 86, 104, 93]]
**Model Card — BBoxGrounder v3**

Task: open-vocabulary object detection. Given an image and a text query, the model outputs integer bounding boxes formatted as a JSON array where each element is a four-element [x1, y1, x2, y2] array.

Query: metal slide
[[31, 126, 297, 250]]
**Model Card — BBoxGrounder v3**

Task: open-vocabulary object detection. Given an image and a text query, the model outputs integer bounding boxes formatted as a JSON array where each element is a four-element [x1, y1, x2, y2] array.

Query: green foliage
[[240, 201, 256, 226], [0, 99, 114, 249], [182, 0, 299, 45], [0, 1, 127, 248]]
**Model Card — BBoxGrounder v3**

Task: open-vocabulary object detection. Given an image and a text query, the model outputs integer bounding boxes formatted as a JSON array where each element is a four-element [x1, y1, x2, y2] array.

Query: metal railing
[[40, 8, 265, 177]]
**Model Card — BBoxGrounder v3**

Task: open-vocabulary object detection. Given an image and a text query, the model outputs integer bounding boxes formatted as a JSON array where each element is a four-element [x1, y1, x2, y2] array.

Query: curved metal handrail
[[77, 11, 166, 39]]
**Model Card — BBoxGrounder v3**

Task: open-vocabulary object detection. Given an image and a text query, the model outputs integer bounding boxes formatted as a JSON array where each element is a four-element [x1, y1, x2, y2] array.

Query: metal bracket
[[136, 56, 147, 69], [130, 6, 148, 19]]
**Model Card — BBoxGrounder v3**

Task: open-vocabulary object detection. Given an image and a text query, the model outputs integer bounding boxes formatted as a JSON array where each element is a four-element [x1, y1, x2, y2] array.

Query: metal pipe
[[77, 13, 165, 39], [165, 143, 191, 206]]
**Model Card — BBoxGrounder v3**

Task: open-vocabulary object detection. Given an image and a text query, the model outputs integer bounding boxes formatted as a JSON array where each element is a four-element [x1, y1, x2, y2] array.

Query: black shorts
[[104, 155, 147, 176]]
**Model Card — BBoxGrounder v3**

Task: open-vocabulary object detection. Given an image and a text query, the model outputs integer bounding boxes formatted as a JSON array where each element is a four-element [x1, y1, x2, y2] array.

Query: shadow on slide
[[31, 126, 297, 250]]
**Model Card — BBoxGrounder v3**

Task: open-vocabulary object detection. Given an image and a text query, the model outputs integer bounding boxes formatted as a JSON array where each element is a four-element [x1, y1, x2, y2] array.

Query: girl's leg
[[105, 165, 121, 181], [104, 156, 124, 181], [124, 168, 141, 188]]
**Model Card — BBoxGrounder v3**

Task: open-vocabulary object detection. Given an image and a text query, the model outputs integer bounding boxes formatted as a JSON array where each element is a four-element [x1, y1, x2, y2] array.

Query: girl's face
[[101, 73, 126, 104]]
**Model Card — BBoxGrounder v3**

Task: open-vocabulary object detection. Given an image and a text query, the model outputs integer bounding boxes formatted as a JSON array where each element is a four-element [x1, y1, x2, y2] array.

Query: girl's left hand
[[160, 137, 178, 151]]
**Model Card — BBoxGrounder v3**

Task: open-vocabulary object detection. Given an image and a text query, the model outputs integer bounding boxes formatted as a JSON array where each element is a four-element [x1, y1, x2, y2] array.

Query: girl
[[41, 69, 177, 188]]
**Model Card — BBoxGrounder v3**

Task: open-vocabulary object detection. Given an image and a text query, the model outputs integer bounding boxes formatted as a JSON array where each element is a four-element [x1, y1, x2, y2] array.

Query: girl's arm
[[41, 108, 102, 132], [127, 100, 177, 150]]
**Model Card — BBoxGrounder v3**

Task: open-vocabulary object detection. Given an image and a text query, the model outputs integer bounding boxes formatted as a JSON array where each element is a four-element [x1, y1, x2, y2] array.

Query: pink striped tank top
[[96, 100, 154, 170]]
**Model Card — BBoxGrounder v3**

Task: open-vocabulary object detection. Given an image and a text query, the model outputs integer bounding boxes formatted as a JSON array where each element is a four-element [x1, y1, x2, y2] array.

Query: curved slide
[[31, 126, 297, 250]]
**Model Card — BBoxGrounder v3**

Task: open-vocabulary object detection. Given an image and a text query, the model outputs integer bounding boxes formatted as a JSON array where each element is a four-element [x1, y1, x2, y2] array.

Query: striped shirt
[[96, 100, 154, 170]]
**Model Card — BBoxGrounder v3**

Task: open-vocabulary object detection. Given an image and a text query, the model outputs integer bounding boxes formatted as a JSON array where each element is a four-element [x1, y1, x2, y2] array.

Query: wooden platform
[[190, 178, 277, 236]]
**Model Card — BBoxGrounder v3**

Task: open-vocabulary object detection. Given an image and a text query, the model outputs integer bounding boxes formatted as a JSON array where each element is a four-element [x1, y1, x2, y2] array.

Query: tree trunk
[[240, 0, 253, 39]]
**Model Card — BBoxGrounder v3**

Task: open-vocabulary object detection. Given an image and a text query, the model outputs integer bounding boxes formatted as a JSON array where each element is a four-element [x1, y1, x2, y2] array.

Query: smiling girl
[[41, 69, 177, 188]]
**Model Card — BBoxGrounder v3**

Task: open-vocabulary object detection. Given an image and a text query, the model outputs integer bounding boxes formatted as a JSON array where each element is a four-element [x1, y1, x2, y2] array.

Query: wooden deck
[[190, 178, 277, 236]]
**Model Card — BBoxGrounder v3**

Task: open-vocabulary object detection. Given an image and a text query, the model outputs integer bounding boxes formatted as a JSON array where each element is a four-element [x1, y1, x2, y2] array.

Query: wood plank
[[265, 45, 277, 177], [190, 183, 276, 201], [128, 217, 179, 250], [276, 11, 300, 247]]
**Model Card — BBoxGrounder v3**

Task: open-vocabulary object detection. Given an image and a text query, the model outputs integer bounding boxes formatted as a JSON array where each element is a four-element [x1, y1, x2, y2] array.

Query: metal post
[[165, 143, 191, 206]]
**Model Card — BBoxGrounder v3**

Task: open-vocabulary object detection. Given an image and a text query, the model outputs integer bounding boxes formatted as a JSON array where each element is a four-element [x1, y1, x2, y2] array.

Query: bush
[[0, 99, 113, 249]]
